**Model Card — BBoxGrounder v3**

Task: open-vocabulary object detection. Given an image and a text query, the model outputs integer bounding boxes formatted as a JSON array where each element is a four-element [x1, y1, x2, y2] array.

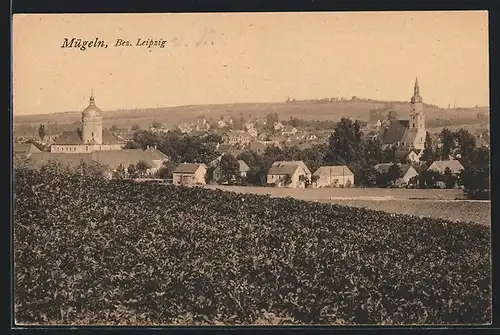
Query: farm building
[[172, 163, 207, 186], [374, 163, 419, 185], [25, 148, 169, 178], [14, 143, 42, 158], [271, 160, 312, 180], [267, 163, 309, 188], [427, 160, 465, 175], [91, 148, 168, 176], [312, 165, 354, 188], [213, 160, 250, 182]]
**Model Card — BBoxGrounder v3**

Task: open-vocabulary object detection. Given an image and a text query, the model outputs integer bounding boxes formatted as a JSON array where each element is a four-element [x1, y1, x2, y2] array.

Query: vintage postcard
[[12, 11, 491, 326]]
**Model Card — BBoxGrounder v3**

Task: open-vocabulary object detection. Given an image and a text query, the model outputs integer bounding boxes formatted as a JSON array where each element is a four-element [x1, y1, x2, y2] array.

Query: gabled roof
[[145, 147, 169, 160], [53, 131, 83, 145], [173, 163, 206, 174], [14, 143, 42, 155], [268, 164, 301, 176], [374, 163, 413, 177], [53, 129, 124, 145], [91, 149, 153, 170], [380, 120, 409, 144], [313, 165, 354, 177], [102, 129, 125, 144], [272, 160, 312, 175], [27, 152, 93, 169], [428, 160, 465, 174]]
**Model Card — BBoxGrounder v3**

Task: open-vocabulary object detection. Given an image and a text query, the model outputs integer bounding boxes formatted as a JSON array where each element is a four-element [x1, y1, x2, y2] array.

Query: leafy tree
[[135, 160, 152, 178], [110, 125, 120, 133], [325, 118, 364, 166], [155, 161, 177, 179], [453, 129, 476, 162], [113, 164, 127, 179], [281, 174, 293, 187], [205, 166, 216, 184], [460, 147, 490, 199], [38, 124, 46, 140], [387, 163, 403, 186], [310, 174, 320, 187], [298, 175, 309, 187], [360, 166, 378, 187], [420, 132, 436, 166], [419, 169, 444, 189], [127, 164, 138, 179], [131, 124, 141, 131], [439, 128, 455, 160], [380, 145, 397, 163], [387, 110, 398, 121], [443, 167, 457, 189], [218, 154, 240, 184], [123, 141, 142, 149], [265, 113, 280, 129], [363, 138, 383, 166]]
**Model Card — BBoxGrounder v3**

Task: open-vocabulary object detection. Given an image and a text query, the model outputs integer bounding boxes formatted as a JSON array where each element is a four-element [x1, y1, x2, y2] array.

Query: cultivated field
[[14, 168, 492, 325], [204, 185, 491, 226]]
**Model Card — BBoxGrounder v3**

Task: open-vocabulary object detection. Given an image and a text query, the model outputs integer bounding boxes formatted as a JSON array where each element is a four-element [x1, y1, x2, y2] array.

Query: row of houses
[[171, 159, 465, 188], [14, 143, 169, 177], [14, 142, 466, 189]]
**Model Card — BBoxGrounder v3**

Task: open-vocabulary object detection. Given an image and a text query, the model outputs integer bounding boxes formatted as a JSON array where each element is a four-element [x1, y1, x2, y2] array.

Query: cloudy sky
[[13, 11, 489, 115]]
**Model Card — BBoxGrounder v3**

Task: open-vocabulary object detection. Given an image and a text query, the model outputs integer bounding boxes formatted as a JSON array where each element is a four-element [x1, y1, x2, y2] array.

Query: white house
[[374, 163, 419, 185], [312, 165, 355, 188], [427, 160, 465, 175], [172, 163, 207, 186], [270, 160, 312, 180], [267, 163, 309, 188]]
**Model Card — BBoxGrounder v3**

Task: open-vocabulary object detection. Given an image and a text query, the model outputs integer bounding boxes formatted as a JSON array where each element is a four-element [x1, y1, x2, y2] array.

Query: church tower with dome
[[82, 90, 103, 145], [50, 91, 125, 153]]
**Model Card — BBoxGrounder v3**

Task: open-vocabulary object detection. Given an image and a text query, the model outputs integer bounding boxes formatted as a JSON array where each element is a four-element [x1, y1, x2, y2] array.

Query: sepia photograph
[[12, 11, 491, 326]]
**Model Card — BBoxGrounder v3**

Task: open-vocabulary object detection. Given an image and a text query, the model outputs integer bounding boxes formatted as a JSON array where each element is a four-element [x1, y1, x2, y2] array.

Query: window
[[412, 123, 415, 128], [86, 146, 89, 151]]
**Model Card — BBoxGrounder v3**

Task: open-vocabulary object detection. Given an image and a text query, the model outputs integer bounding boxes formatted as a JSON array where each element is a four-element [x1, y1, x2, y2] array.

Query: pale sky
[[13, 11, 489, 116]]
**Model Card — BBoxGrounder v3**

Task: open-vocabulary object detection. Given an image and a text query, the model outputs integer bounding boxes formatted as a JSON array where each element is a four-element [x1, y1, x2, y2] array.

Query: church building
[[378, 78, 427, 151], [50, 92, 124, 153]]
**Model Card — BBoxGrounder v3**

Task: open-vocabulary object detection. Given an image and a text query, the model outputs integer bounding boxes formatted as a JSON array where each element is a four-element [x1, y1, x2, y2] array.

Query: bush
[[14, 167, 491, 325]]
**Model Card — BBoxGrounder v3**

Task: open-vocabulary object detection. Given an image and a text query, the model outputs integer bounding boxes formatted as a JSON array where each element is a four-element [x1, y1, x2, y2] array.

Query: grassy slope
[[14, 101, 489, 130], [14, 171, 491, 325]]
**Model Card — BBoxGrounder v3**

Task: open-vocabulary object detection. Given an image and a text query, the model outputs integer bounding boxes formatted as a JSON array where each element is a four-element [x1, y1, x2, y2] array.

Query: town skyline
[[13, 11, 489, 116]]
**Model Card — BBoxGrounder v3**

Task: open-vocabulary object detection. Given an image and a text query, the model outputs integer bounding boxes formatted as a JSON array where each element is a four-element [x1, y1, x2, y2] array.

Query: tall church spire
[[90, 89, 95, 106], [411, 77, 422, 103]]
